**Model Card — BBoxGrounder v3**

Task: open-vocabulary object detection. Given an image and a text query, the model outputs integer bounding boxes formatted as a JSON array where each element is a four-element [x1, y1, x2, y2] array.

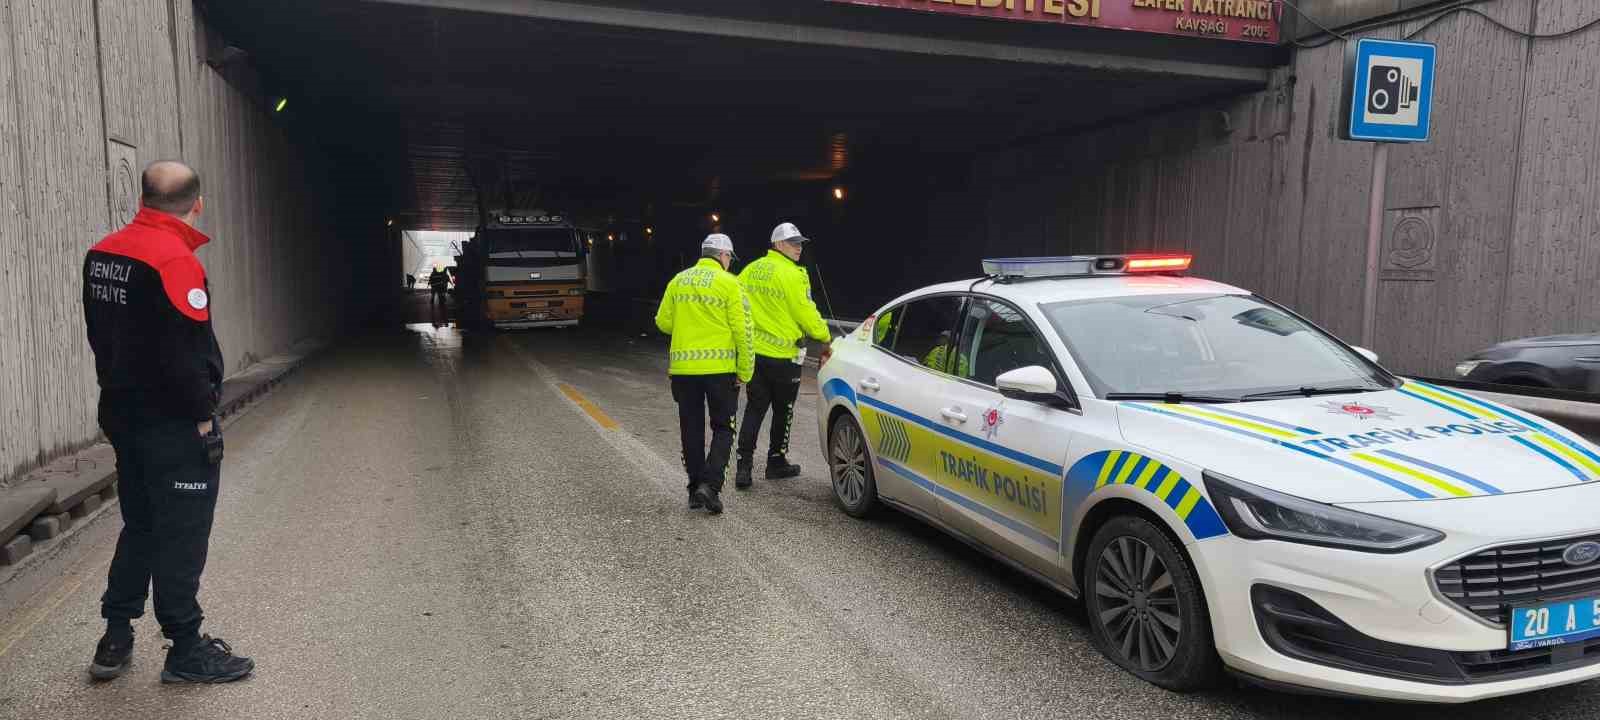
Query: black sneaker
[[89, 630, 134, 681], [734, 462, 753, 490], [161, 635, 254, 684], [688, 489, 703, 509], [765, 458, 801, 480], [693, 485, 723, 515]]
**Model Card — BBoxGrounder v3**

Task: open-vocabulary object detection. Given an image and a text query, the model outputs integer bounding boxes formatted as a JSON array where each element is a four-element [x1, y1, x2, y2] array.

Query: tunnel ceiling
[[205, 0, 1268, 230]]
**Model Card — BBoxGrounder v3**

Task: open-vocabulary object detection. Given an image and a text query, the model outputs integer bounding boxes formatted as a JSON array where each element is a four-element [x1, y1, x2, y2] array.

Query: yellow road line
[[0, 541, 112, 661], [558, 383, 619, 430]]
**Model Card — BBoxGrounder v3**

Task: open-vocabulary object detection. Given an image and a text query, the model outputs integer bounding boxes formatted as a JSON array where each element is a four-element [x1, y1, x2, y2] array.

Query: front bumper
[[1195, 492, 1600, 703]]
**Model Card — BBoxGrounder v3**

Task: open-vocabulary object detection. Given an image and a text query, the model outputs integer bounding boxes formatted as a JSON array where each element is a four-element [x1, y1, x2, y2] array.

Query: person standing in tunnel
[[428, 264, 450, 306], [81, 160, 254, 684], [734, 223, 832, 489], [655, 234, 754, 514]]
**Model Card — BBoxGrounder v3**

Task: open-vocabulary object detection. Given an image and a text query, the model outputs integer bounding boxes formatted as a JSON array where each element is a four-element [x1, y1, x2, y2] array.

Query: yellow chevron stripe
[[1153, 471, 1182, 502], [1405, 383, 1498, 419], [1532, 434, 1600, 477], [1096, 451, 1123, 488], [1112, 454, 1142, 486], [1157, 404, 1301, 439], [1351, 452, 1470, 497], [1174, 487, 1203, 520], [1133, 461, 1161, 488]]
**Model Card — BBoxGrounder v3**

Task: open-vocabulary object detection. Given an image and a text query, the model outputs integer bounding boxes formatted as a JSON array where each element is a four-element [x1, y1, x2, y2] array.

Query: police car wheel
[[828, 416, 878, 518], [1084, 515, 1221, 692]]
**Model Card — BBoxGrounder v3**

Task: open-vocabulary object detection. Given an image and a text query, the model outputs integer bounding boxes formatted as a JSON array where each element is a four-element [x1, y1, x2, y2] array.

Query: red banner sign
[[826, 0, 1280, 45]]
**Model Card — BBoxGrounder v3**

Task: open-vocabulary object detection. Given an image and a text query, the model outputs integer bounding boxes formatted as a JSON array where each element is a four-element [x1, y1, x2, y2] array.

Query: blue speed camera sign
[[1341, 38, 1436, 143]]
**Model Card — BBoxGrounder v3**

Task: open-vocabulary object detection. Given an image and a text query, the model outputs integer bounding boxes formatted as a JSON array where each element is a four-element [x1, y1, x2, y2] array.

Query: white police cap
[[771, 222, 809, 244], [701, 233, 735, 254]]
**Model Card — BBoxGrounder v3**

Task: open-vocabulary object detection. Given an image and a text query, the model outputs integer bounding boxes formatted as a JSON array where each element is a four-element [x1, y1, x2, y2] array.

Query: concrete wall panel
[[12, 0, 109, 461], [0, 1, 356, 485], [1504, 0, 1600, 341], [0, 0, 40, 480]]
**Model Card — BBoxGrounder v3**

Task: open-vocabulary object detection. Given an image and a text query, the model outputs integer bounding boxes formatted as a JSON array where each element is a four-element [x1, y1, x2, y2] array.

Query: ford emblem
[[1563, 541, 1600, 567]]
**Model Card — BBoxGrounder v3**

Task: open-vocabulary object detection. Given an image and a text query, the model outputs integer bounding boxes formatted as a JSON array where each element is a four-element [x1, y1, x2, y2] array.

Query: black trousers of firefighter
[[671, 373, 739, 495], [100, 413, 222, 643], [737, 356, 803, 466]]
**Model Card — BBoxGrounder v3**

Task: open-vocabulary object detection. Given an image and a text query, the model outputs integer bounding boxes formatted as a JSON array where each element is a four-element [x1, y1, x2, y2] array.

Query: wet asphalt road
[[3, 314, 1600, 719]]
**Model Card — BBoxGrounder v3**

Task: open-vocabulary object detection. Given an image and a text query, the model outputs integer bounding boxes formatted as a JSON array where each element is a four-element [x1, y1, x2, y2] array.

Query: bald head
[[141, 160, 202, 217]]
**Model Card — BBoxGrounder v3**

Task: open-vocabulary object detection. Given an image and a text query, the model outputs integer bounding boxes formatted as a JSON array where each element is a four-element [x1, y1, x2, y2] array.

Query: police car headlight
[[1455, 360, 1485, 378], [1204, 472, 1443, 553]]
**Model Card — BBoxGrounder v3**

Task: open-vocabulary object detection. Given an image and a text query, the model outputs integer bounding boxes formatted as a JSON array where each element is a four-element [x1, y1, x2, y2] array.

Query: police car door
[[857, 294, 967, 526], [930, 296, 1078, 580]]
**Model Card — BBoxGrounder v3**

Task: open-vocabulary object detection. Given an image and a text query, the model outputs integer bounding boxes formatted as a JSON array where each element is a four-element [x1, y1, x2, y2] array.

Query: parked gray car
[[1456, 334, 1600, 392]]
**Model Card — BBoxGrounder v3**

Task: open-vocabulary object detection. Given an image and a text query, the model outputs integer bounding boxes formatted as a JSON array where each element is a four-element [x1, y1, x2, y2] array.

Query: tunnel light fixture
[[273, 97, 288, 113], [833, 186, 845, 201], [710, 213, 721, 224], [607, 233, 616, 242], [645, 226, 654, 236], [386, 219, 394, 227]]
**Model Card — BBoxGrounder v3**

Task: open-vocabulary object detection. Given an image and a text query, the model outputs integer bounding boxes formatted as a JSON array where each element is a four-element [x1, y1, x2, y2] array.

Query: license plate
[[1509, 597, 1600, 651], [526, 312, 550, 321]]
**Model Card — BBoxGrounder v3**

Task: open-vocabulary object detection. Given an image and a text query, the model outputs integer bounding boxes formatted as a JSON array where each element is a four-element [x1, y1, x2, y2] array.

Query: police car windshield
[[1041, 293, 1392, 401]]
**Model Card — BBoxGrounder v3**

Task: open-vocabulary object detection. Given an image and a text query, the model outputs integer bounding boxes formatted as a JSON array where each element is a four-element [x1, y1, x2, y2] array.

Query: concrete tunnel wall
[[0, 1, 371, 485], [783, 0, 1598, 381]]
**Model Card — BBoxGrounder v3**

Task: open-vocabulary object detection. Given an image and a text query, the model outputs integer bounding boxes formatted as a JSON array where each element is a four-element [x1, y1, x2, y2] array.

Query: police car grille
[[1434, 534, 1600, 626]]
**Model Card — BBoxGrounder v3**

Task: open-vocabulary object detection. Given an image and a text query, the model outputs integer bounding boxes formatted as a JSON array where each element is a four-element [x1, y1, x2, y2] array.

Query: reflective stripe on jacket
[[655, 258, 755, 382], [737, 250, 831, 360]]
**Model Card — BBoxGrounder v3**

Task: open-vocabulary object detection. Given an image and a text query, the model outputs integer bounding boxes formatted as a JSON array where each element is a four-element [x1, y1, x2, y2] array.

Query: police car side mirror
[[1353, 346, 1380, 364], [996, 366, 1061, 404]]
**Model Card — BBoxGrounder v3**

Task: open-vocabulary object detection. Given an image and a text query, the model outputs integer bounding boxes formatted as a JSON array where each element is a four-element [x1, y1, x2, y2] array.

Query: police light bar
[[981, 254, 1192, 280]]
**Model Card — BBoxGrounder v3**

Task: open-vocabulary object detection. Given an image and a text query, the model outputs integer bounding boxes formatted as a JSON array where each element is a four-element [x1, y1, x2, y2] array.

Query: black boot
[[161, 635, 255, 684], [734, 460, 754, 490], [688, 486, 704, 509], [89, 627, 134, 681], [693, 484, 723, 515], [765, 457, 802, 480]]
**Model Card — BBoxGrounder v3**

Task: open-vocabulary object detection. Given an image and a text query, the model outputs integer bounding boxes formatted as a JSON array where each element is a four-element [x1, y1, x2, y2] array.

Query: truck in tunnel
[[468, 212, 588, 329]]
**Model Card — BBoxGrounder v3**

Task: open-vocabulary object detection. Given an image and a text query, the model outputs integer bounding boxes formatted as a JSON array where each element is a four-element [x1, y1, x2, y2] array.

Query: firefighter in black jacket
[[81, 161, 254, 684]]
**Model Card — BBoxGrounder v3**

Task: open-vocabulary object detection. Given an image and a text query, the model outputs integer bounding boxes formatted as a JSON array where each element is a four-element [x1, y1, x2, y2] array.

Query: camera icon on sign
[[1367, 65, 1420, 116]]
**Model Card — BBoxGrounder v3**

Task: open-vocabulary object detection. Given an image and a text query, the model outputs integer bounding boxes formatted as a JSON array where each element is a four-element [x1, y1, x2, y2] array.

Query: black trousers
[[737, 356, 803, 465], [431, 287, 447, 304], [671, 374, 739, 494], [100, 414, 221, 642]]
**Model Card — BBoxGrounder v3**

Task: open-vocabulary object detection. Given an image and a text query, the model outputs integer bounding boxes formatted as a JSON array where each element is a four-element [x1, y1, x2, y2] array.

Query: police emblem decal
[[1319, 400, 1398, 421], [187, 288, 208, 310], [981, 404, 1005, 439]]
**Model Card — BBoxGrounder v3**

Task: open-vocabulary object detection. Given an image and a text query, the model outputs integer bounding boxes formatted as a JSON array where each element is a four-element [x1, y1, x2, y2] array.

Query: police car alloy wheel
[[829, 416, 878, 518], [1085, 515, 1220, 691]]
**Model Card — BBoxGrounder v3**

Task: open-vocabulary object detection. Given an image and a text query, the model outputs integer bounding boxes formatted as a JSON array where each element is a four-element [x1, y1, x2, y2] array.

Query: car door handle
[[859, 378, 882, 392], [941, 407, 968, 423]]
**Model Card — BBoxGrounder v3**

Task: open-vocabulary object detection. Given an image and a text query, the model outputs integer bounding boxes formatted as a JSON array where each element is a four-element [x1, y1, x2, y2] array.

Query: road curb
[[0, 341, 324, 583]]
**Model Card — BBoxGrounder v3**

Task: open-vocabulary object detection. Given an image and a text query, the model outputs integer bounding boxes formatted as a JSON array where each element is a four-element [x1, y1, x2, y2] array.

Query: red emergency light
[[1125, 255, 1193, 273]]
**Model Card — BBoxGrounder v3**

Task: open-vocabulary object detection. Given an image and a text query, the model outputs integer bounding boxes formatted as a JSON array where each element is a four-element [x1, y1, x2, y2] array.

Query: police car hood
[[1115, 381, 1600, 504]]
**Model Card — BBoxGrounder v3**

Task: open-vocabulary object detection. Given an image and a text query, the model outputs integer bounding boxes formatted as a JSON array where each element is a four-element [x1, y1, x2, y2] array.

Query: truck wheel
[[1084, 515, 1221, 692]]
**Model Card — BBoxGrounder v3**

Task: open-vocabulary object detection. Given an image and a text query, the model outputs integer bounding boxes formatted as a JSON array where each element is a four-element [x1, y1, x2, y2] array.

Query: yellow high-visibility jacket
[[655, 258, 755, 382], [737, 250, 831, 361]]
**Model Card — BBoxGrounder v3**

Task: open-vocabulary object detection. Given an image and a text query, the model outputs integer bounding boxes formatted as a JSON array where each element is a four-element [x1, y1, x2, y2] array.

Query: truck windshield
[[480, 228, 578, 255], [1041, 293, 1392, 401]]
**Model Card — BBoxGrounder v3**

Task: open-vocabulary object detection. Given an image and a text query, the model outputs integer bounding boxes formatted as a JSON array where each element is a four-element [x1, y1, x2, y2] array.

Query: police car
[[816, 254, 1600, 703]]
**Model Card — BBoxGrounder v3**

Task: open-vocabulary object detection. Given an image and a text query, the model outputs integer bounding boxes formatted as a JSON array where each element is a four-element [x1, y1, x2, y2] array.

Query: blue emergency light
[[981, 254, 1192, 281]]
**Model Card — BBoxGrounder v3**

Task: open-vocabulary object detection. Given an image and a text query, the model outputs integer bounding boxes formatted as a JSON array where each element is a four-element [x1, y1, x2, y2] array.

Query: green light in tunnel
[[274, 97, 288, 113]]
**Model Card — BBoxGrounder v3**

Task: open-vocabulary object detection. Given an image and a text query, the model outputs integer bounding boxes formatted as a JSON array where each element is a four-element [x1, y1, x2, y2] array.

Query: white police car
[[816, 254, 1600, 703]]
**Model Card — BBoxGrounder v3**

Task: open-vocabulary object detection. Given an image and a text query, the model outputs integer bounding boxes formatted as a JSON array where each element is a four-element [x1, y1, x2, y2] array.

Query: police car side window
[[885, 297, 964, 372], [957, 298, 1053, 386]]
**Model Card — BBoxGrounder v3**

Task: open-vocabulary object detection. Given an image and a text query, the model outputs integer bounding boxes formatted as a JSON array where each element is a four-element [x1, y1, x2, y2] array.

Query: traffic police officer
[[81, 160, 254, 684], [655, 234, 755, 514], [734, 222, 831, 488]]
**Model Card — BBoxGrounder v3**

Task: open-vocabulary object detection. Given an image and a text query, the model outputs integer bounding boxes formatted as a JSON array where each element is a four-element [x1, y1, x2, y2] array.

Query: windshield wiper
[[1239, 385, 1377, 401], [1103, 392, 1239, 404]]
